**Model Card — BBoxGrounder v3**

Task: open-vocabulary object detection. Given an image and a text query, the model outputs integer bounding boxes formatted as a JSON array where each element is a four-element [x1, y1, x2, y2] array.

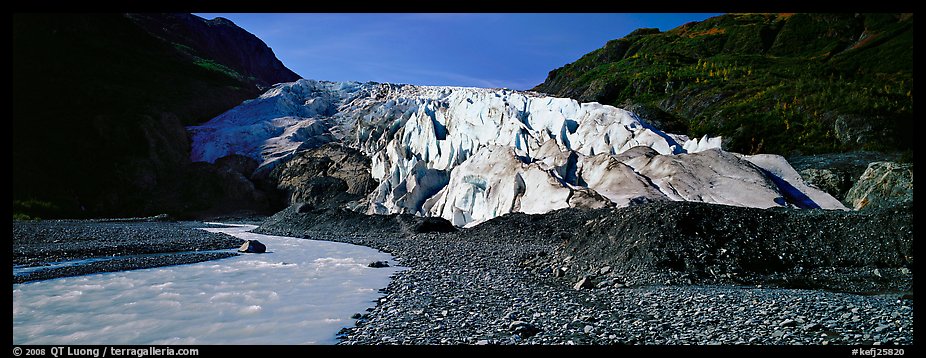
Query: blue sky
[[197, 13, 720, 90]]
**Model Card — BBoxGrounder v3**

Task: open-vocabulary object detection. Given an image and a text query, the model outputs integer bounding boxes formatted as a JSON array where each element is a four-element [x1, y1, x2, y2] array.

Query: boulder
[[844, 162, 913, 210], [238, 240, 266, 253], [414, 217, 456, 233], [368, 261, 390, 268], [266, 144, 377, 209], [799, 168, 850, 200], [574, 276, 595, 290], [508, 321, 541, 338]]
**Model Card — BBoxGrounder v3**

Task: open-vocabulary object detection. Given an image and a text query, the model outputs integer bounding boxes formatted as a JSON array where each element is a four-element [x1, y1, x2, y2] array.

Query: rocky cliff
[[13, 13, 301, 219]]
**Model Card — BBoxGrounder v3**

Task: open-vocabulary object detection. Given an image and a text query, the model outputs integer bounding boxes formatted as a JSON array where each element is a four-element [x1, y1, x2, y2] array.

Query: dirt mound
[[258, 201, 912, 293], [514, 201, 912, 292]]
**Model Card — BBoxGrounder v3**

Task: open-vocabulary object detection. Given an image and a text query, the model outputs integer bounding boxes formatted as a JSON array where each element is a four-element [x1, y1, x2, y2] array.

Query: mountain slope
[[190, 80, 845, 227], [13, 13, 301, 219], [533, 13, 913, 156], [126, 13, 300, 90]]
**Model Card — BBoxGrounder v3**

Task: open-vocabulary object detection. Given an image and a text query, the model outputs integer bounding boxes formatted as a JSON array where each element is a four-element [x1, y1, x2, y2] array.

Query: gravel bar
[[12, 220, 242, 283]]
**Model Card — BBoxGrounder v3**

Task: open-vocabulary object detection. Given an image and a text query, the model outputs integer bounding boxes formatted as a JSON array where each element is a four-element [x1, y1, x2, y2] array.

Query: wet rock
[[368, 261, 390, 268], [238, 240, 266, 253]]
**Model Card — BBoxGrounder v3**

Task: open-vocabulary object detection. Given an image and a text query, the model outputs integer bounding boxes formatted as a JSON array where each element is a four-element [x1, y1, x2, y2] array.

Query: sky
[[196, 13, 720, 90]]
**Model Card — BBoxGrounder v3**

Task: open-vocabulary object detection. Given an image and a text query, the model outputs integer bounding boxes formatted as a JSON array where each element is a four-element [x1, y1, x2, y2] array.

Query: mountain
[[190, 79, 844, 227], [13, 13, 301, 219], [533, 13, 913, 156], [125, 13, 300, 90]]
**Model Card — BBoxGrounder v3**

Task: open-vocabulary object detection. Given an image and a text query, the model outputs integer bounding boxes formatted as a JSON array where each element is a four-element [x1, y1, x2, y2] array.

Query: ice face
[[189, 80, 846, 226], [12, 224, 401, 344]]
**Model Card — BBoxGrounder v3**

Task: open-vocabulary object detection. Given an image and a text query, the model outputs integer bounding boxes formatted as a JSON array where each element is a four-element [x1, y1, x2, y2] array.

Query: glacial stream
[[12, 224, 401, 344]]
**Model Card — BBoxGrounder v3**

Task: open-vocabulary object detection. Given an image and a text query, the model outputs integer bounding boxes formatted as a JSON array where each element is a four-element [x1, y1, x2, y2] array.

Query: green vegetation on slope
[[534, 13, 913, 155]]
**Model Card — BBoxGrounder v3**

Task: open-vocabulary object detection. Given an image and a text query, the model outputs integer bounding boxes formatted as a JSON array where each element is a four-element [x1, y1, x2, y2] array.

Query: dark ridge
[[13, 13, 300, 219]]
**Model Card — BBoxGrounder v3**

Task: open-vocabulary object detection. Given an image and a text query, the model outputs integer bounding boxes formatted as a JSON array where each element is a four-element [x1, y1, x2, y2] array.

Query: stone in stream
[[238, 240, 266, 253], [368, 261, 390, 268]]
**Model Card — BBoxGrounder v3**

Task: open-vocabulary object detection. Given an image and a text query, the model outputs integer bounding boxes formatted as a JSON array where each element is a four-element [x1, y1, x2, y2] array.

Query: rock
[[238, 240, 266, 253], [844, 162, 913, 210], [801, 323, 823, 331], [509, 321, 541, 338], [834, 114, 891, 147], [574, 276, 595, 290], [414, 217, 456, 233], [779, 319, 797, 327], [264, 144, 377, 209], [475, 339, 489, 345], [553, 267, 565, 278], [874, 324, 891, 333], [790, 151, 901, 201], [296, 202, 313, 214], [368, 261, 390, 268], [799, 168, 852, 200], [599, 266, 612, 275], [350, 313, 362, 319]]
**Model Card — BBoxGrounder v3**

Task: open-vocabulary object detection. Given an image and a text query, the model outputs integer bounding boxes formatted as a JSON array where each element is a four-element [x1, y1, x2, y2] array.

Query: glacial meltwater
[[12, 224, 401, 344]]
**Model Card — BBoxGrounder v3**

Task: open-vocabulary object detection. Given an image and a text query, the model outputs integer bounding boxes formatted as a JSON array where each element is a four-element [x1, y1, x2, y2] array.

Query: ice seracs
[[190, 79, 846, 227]]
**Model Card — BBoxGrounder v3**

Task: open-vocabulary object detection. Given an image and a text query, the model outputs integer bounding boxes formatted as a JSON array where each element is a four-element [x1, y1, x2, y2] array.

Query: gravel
[[12, 220, 241, 283], [255, 201, 914, 345]]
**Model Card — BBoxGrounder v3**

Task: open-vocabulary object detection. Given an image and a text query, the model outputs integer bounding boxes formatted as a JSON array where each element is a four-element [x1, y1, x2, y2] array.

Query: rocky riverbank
[[255, 201, 914, 345], [12, 220, 242, 283]]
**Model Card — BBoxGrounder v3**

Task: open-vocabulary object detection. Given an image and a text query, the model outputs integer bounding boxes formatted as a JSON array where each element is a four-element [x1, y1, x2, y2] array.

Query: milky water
[[12, 224, 401, 344]]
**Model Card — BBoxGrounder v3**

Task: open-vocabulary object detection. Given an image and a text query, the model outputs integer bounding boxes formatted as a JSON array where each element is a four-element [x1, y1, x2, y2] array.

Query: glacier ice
[[190, 79, 846, 226]]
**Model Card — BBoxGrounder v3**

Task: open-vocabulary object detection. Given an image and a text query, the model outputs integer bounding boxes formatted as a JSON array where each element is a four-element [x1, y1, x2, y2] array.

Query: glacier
[[190, 79, 845, 227]]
